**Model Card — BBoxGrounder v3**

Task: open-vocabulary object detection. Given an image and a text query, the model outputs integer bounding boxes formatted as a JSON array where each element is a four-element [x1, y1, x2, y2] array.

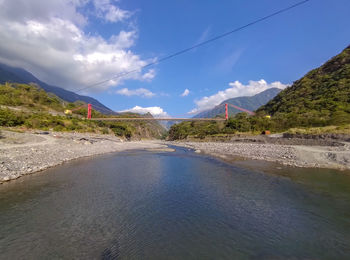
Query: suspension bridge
[[67, 103, 255, 121], [67, 1, 308, 122]]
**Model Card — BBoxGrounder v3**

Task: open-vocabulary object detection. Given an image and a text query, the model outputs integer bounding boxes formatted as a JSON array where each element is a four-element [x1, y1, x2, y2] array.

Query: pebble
[[172, 141, 350, 170], [0, 131, 167, 183]]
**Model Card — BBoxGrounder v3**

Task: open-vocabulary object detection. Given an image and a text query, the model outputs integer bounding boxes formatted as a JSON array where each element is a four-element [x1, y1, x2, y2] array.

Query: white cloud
[[0, 0, 154, 92], [116, 88, 155, 98], [141, 69, 156, 81], [92, 0, 131, 23], [0, 0, 88, 25], [189, 80, 288, 114], [181, 88, 190, 97], [119, 106, 169, 118]]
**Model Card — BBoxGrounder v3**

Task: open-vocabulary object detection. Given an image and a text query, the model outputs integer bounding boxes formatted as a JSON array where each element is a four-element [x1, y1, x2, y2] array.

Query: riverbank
[[0, 130, 168, 183], [169, 139, 350, 170], [2, 130, 350, 184]]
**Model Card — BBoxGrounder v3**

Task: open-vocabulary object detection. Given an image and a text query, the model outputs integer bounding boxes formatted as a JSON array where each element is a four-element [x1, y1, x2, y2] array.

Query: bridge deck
[[90, 118, 226, 121]]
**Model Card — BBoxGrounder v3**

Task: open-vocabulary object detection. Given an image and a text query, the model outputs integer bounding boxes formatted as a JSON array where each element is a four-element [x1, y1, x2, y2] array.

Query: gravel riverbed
[[1, 130, 350, 183], [170, 140, 350, 170], [0, 130, 168, 183]]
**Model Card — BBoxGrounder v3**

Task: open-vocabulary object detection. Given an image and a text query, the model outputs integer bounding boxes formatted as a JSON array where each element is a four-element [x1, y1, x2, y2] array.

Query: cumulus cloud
[[189, 80, 288, 114], [181, 89, 190, 97], [119, 106, 169, 118], [116, 88, 155, 98], [0, 0, 154, 92]]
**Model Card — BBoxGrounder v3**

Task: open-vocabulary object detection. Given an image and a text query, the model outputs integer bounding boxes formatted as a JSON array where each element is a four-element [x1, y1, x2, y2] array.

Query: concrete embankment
[[0, 130, 168, 183]]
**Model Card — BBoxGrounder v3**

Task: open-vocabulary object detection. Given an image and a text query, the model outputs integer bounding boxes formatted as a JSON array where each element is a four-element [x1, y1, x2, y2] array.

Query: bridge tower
[[87, 104, 92, 119]]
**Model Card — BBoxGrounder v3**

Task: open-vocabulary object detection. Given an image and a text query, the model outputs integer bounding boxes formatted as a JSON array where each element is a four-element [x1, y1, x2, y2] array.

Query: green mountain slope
[[168, 45, 350, 140], [0, 83, 166, 139], [257, 45, 350, 125], [0, 63, 114, 114], [194, 88, 281, 118]]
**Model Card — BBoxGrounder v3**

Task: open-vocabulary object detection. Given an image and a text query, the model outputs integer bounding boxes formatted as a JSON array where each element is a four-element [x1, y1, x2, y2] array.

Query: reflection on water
[[0, 147, 350, 259]]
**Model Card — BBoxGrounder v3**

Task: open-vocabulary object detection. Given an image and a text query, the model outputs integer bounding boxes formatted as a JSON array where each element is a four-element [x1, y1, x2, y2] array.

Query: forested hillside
[[257, 45, 350, 126], [0, 63, 114, 114], [0, 83, 166, 139], [169, 45, 350, 140]]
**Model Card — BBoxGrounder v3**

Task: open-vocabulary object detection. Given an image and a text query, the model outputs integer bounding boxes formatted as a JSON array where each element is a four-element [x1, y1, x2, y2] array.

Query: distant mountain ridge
[[194, 88, 281, 118], [0, 63, 114, 114]]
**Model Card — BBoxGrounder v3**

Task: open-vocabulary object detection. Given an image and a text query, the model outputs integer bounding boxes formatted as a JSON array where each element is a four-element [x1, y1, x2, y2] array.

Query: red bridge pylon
[[87, 104, 92, 119]]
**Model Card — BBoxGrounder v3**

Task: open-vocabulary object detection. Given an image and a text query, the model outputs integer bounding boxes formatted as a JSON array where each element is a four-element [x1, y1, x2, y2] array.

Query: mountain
[[0, 63, 114, 114], [194, 88, 281, 118], [0, 83, 166, 139], [257, 45, 350, 126], [168, 45, 350, 140]]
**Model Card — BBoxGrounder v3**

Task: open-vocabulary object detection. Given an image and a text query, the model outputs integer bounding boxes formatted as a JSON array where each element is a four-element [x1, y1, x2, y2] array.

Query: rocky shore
[[170, 139, 350, 170], [2, 129, 350, 184], [0, 130, 168, 183]]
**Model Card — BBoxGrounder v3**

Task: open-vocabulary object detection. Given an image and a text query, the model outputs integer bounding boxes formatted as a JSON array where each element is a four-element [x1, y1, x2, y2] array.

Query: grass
[[287, 124, 350, 135]]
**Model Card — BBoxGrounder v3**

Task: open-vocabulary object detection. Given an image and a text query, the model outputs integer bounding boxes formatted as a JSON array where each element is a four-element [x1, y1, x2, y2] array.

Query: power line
[[75, 0, 311, 93]]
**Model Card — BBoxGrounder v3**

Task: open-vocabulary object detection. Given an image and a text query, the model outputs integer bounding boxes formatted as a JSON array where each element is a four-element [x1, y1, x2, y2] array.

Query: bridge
[[90, 117, 227, 121], [67, 103, 255, 121]]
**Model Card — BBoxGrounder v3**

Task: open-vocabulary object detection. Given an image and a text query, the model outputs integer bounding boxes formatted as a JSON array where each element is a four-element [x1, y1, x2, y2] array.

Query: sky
[[0, 0, 349, 117]]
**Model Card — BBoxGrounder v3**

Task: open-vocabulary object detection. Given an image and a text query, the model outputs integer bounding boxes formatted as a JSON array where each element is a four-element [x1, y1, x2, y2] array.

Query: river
[[0, 147, 350, 259]]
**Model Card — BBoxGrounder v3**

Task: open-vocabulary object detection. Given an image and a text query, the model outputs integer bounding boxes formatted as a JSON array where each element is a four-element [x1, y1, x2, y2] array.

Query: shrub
[[111, 124, 132, 138], [0, 109, 24, 126], [101, 128, 109, 134]]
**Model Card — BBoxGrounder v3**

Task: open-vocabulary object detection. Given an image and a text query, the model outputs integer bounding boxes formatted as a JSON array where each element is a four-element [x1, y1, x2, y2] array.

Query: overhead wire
[[74, 0, 312, 93]]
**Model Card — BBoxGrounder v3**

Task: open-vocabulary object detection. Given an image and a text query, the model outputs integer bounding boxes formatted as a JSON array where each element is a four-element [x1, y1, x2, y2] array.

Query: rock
[[35, 131, 50, 135]]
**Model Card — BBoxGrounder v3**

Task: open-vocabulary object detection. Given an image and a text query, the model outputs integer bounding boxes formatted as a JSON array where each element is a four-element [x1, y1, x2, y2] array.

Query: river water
[[0, 147, 350, 259]]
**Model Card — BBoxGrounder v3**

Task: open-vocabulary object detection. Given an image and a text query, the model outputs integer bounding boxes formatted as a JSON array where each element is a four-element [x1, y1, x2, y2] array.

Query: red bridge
[[72, 103, 255, 121]]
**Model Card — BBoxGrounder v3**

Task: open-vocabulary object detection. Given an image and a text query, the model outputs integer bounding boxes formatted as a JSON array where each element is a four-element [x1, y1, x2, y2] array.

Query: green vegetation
[[169, 45, 350, 140], [257, 45, 350, 126], [286, 125, 350, 135], [168, 114, 350, 140], [3, 45, 350, 141], [0, 83, 166, 139], [0, 82, 64, 111], [168, 113, 272, 140], [169, 121, 223, 140], [0, 108, 25, 127]]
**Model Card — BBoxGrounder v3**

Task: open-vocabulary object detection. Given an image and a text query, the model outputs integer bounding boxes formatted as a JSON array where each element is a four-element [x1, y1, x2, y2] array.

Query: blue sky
[[0, 0, 349, 117]]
